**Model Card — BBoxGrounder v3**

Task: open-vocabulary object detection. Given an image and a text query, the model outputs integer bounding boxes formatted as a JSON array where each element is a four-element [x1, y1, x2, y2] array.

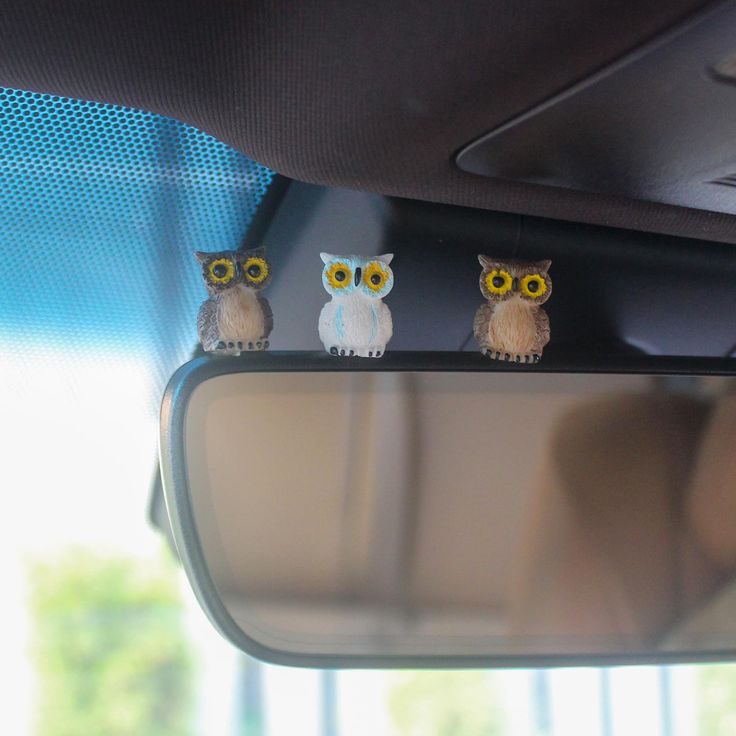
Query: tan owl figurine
[[473, 256, 551, 363], [195, 246, 273, 355]]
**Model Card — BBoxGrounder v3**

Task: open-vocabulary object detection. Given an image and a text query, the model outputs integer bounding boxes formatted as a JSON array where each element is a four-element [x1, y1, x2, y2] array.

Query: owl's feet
[[481, 347, 541, 364], [209, 338, 270, 355], [241, 338, 269, 352], [329, 347, 356, 357], [207, 340, 241, 356], [327, 345, 385, 358]]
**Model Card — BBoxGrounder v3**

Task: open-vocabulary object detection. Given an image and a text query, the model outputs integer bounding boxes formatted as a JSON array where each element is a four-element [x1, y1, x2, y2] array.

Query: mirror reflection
[[184, 372, 736, 658]]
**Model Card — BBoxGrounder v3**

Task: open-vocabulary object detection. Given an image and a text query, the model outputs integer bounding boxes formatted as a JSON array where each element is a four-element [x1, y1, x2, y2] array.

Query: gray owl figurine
[[318, 253, 394, 357], [473, 255, 552, 363], [195, 246, 273, 355]]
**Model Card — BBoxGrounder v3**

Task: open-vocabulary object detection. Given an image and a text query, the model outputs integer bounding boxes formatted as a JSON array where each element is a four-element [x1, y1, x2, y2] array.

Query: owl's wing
[[258, 295, 274, 337], [532, 306, 551, 352], [473, 301, 495, 346], [197, 297, 220, 350]]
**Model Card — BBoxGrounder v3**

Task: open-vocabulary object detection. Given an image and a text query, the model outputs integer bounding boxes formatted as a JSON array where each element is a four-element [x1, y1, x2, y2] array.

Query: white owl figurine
[[318, 253, 394, 357]]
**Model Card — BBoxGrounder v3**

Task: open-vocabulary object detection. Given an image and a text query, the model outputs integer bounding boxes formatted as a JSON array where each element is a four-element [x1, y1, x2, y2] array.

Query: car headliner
[[3, 0, 736, 243]]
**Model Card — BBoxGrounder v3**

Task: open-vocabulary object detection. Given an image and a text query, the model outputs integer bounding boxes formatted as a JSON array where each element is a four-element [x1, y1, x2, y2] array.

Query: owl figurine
[[195, 246, 273, 355], [473, 256, 552, 363], [318, 253, 394, 357]]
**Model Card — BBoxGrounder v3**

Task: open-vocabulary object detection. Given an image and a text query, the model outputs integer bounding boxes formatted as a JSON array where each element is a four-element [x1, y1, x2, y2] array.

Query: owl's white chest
[[319, 295, 392, 349], [217, 286, 264, 341], [488, 298, 537, 353]]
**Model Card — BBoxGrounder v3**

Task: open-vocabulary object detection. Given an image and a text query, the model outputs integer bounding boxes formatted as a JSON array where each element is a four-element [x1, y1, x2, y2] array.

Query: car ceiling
[[2, 1, 736, 243]]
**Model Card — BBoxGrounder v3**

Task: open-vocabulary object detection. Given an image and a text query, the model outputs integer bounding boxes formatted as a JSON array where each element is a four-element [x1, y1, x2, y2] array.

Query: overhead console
[[456, 2, 736, 214]]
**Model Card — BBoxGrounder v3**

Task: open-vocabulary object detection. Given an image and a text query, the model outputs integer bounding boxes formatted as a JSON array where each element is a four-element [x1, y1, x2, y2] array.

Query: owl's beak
[[512, 277, 520, 291], [354, 267, 362, 287]]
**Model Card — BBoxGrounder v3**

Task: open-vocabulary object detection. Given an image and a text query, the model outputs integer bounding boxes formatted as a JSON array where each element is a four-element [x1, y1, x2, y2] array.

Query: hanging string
[[723, 340, 736, 358], [457, 329, 474, 351], [512, 214, 523, 259]]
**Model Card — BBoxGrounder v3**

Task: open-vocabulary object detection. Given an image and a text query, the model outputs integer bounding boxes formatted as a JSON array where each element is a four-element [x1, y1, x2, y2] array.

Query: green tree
[[697, 664, 736, 736], [388, 671, 503, 736], [28, 547, 194, 736]]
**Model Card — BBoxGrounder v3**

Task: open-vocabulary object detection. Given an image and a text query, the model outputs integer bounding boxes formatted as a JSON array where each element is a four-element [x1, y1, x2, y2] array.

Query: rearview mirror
[[160, 353, 736, 667]]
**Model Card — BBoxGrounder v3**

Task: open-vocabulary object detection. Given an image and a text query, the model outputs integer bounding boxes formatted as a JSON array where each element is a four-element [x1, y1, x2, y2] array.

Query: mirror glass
[[183, 371, 736, 659]]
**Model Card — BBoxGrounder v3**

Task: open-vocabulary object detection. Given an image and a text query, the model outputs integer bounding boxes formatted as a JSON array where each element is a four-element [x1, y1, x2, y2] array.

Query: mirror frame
[[160, 350, 736, 668]]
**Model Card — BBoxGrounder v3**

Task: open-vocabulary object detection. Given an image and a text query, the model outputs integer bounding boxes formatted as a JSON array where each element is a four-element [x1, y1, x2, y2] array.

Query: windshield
[[2, 86, 736, 736]]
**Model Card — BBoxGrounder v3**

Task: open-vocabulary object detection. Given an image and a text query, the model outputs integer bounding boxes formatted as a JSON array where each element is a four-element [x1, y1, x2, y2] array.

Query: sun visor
[[457, 3, 736, 215]]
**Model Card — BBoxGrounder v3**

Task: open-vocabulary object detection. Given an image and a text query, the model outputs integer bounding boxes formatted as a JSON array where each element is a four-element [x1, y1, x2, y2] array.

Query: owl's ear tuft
[[376, 253, 394, 265], [194, 251, 210, 264], [320, 252, 335, 264], [478, 254, 494, 268], [535, 259, 552, 273]]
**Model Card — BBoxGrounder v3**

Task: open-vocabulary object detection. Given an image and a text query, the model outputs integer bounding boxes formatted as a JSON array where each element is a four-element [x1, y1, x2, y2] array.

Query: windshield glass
[[2, 86, 736, 736]]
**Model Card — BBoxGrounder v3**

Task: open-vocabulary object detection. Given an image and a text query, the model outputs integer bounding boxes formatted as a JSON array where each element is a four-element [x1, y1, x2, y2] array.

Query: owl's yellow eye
[[520, 274, 547, 298], [485, 269, 512, 295], [243, 256, 268, 284], [326, 262, 352, 289], [208, 258, 235, 284], [363, 261, 389, 292]]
